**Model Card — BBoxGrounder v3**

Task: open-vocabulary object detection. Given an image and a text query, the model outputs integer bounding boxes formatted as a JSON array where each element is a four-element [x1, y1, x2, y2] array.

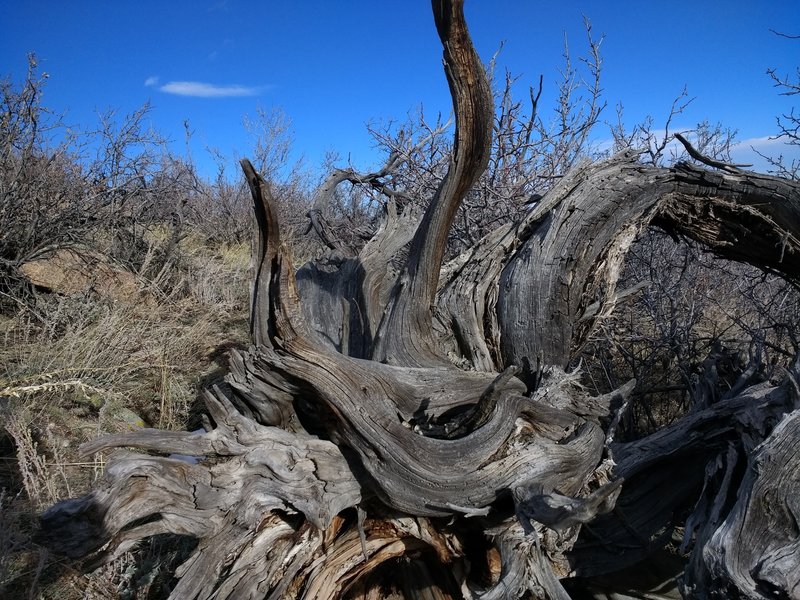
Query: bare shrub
[[306, 19, 608, 261], [580, 229, 800, 438], [0, 55, 198, 311], [758, 33, 800, 179], [181, 107, 315, 266], [609, 86, 739, 168], [1, 55, 86, 305]]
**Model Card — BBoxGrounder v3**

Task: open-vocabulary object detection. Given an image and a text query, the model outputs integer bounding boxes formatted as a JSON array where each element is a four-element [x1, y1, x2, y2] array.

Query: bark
[[697, 405, 800, 598], [38, 1, 800, 598], [373, 0, 494, 367]]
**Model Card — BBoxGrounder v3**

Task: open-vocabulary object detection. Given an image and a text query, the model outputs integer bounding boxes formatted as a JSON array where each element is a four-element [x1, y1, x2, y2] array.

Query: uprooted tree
[[39, 2, 800, 598]]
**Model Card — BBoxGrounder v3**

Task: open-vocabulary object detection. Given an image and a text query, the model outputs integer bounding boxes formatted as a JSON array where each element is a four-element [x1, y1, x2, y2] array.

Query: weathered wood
[[567, 372, 797, 580], [373, 0, 494, 367], [689, 393, 800, 597], [657, 163, 800, 286], [37, 1, 800, 598]]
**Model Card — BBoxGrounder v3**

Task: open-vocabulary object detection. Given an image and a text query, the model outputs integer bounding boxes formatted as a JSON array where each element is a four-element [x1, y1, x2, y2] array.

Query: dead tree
[[39, 2, 800, 598]]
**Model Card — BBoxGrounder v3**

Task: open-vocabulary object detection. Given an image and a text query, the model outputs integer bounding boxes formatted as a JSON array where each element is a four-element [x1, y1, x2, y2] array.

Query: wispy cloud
[[144, 76, 263, 98], [730, 135, 800, 171], [157, 80, 264, 98], [735, 135, 792, 154], [209, 0, 230, 12]]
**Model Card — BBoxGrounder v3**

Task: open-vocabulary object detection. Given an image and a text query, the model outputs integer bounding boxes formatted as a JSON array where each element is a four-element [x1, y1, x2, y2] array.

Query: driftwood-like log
[[39, 1, 800, 598]]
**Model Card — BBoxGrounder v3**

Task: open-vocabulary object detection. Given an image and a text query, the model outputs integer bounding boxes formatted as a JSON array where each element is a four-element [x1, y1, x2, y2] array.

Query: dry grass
[[0, 235, 251, 598]]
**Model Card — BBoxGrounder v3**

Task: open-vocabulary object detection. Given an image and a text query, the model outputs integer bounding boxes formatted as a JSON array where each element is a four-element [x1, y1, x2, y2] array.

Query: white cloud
[[730, 135, 800, 172], [735, 135, 793, 154], [157, 80, 263, 98], [594, 128, 800, 172], [144, 76, 159, 87]]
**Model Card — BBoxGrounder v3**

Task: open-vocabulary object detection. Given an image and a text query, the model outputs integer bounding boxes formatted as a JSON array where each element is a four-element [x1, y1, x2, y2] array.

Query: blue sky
[[2, 1, 799, 179]]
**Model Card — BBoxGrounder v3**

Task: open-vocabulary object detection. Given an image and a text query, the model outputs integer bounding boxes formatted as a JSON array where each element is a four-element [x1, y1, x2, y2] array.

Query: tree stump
[[39, 1, 800, 598]]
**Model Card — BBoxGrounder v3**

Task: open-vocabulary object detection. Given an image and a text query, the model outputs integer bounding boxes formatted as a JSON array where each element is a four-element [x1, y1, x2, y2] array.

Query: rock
[[20, 249, 141, 303]]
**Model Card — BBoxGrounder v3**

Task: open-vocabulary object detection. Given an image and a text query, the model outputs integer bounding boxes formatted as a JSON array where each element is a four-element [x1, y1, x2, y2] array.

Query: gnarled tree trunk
[[39, 1, 800, 598]]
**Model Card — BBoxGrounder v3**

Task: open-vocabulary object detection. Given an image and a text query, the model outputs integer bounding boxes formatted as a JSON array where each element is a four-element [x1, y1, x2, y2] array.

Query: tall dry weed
[[0, 232, 251, 598]]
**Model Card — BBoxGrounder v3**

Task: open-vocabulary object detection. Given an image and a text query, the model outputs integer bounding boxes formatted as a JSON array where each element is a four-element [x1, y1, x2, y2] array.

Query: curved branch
[[374, 0, 494, 366], [496, 151, 800, 370], [418, 365, 521, 438], [499, 152, 671, 368], [674, 132, 753, 172], [242, 158, 282, 347], [657, 162, 800, 286], [306, 120, 451, 255]]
